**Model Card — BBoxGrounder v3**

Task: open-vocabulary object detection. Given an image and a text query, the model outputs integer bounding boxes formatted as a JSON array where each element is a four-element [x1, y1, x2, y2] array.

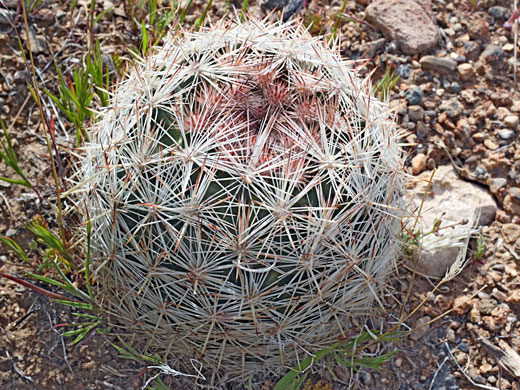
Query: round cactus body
[[80, 18, 404, 377]]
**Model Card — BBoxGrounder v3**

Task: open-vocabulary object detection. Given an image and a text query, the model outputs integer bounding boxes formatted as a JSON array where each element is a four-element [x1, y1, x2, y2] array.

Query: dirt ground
[[1, 0, 520, 389]]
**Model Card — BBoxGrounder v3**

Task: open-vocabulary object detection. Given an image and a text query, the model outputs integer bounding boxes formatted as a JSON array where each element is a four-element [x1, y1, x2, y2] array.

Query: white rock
[[407, 165, 497, 277]]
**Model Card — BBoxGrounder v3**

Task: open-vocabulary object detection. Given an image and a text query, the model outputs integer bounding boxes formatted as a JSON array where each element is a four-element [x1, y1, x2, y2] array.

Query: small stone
[[13, 70, 31, 83], [480, 363, 493, 374], [482, 316, 496, 331], [411, 316, 431, 340], [489, 6, 508, 19], [498, 129, 515, 140], [411, 153, 427, 175], [420, 55, 458, 75], [25, 29, 47, 54], [480, 44, 504, 65], [488, 375, 497, 384], [405, 86, 423, 105], [489, 178, 507, 194], [503, 223, 520, 243], [367, 38, 386, 57], [397, 64, 412, 79], [451, 82, 462, 93], [360, 371, 372, 385], [490, 89, 513, 106], [394, 357, 402, 367], [457, 63, 474, 81], [504, 194, 520, 215], [440, 98, 464, 118], [509, 187, 520, 202], [503, 43, 515, 53], [408, 105, 424, 122], [453, 295, 473, 315], [484, 139, 498, 150], [504, 115, 519, 128], [5, 228, 17, 237], [459, 342, 469, 353], [446, 328, 456, 343], [469, 304, 480, 323]]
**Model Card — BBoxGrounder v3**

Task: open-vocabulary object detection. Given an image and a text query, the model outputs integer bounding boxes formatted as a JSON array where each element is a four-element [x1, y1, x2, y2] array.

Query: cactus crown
[[79, 17, 404, 379]]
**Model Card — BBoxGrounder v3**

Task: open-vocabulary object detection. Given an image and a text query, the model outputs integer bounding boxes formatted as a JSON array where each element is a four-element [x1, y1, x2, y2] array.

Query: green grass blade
[[241, 0, 249, 21], [179, 0, 193, 26], [0, 236, 29, 262], [53, 299, 93, 310], [274, 342, 340, 390], [0, 176, 32, 187], [25, 271, 69, 289], [195, 0, 213, 31]]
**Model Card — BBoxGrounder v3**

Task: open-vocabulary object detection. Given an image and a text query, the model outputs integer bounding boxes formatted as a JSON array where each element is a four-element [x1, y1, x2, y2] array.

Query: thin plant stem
[[20, 0, 67, 247]]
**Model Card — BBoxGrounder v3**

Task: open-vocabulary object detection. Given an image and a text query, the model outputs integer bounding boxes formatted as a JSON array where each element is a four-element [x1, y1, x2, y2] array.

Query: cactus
[[78, 18, 405, 379]]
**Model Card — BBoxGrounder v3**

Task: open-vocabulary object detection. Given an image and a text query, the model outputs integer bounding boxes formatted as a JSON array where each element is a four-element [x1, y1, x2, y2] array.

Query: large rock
[[407, 165, 497, 277], [366, 0, 438, 55]]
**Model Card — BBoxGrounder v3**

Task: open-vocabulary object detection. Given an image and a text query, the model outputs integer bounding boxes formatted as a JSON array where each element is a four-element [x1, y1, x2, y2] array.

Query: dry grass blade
[[480, 339, 520, 379]]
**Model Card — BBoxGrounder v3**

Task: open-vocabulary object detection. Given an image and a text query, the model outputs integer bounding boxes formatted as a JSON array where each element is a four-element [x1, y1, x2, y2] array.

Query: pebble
[[489, 6, 508, 19], [420, 55, 458, 75], [453, 295, 473, 314], [450, 82, 461, 93], [457, 63, 474, 81], [397, 64, 412, 79], [446, 328, 456, 343], [502, 223, 520, 243], [504, 115, 519, 128], [406, 86, 423, 105], [483, 139, 498, 150], [360, 371, 372, 385], [395, 357, 402, 367], [469, 304, 480, 323], [489, 178, 507, 193], [411, 153, 427, 175], [480, 44, 504, 65], [459, 342, 469, 353], [411, 316, 431, 340], [498, 129, 515, 140], [26, 29, 47, 54], [480, 363, 493, 374], [440, 98, 464, 118], [509, 187, 520, 202], [408, 105, 424, 122], [503, 43, 515, 53], [475, 166, 487, 178]]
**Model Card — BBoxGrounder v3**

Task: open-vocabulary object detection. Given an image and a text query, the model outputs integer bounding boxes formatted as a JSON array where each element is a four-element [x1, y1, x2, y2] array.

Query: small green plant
[[373, 68, 400, 101], [44, 39, 112, 144], [0, 120, 32, 188], [471, 232, 486, 262], [273, 331, 399, 390]]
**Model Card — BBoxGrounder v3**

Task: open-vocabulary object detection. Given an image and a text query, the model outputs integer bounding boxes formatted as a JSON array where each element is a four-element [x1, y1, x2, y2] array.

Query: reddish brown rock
[[366, 0, 438, 55]]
